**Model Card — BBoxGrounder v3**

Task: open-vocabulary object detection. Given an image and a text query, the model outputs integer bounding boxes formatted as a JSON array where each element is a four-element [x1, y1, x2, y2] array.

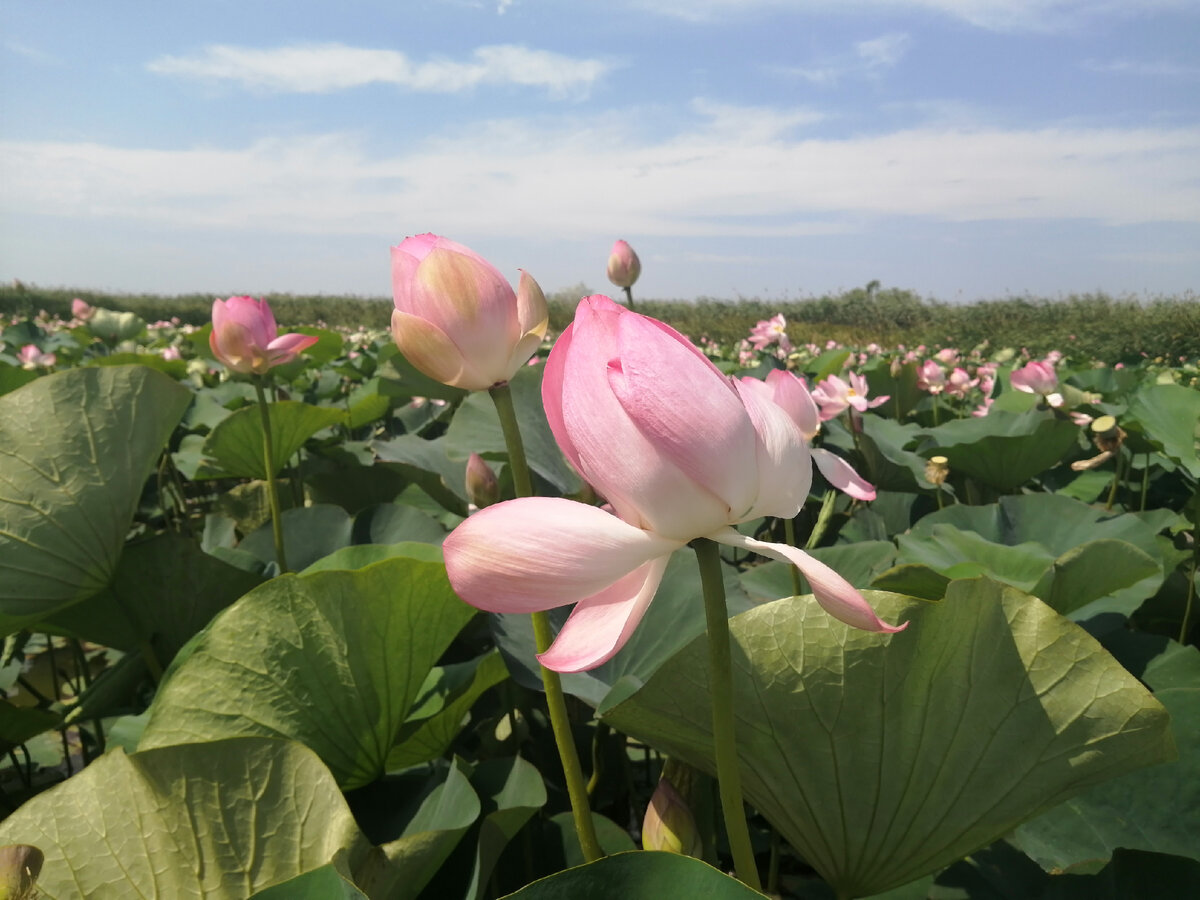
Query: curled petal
[[537, 555, 670, 672], [732, 378, 812, 521], [764, 369, 820, 439], [707, 526, 906, 634], [443, 497, 682, 615], [266, 332, 320, 367], [810, 447, 876, 501]]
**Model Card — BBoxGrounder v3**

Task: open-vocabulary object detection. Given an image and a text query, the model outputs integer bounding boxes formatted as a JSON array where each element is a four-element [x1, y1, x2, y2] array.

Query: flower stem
[[783, 518, 803, 596], [622, 285, 636, 311], [692, 537, 762, 890], [253, 376, 288, 573], [488, 383, 603, 864]]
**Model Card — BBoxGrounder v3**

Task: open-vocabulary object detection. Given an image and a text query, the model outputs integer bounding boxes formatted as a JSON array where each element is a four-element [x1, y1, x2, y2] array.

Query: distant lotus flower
[[443, 295, 903, 672], [976, 362, 997, 398], [391, 233, 548, 390], [972, 398, 994, 417], [1010, 360, 1063, 407], [161, 345, 182, 361], [945, 367, 976, 398], [209, 296, 318, 375], [71, 298, 94, 321], [17, 344, 55, 369], [935, 348, 959, 364], [916, 360, 946, 394], [606, 239, 641, 289], [811, 373, 888, 421], [747, 314, 792, 353]]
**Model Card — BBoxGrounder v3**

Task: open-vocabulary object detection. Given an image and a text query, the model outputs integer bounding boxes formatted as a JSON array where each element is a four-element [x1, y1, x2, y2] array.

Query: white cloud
[[775, 32, 911, 84], [1084, 58, 1200, 78], [2, 109, 1198, 245], [147, 42, 612, 98], [634, 0, 1193, 32]]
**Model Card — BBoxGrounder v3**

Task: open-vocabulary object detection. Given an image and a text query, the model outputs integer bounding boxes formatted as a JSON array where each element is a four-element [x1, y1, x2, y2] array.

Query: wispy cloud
[[775, 32, 911, 84], [1083, 57, 1200, 78], [636, 0, 1193, 32], [3, 40, 59, 64], [4, 107, 1197, 242], [147, 42, 612, 98]]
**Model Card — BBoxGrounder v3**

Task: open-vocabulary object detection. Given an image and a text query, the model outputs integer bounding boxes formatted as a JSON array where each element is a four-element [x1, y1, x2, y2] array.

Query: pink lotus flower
[[209, 296, 318, 375], [71, 298, 94, 321], [17, 344, 56, 369], [811, 373, 889, 421], [161, 345, 182, 361], [391, 234, 548, 390], [972, 398, 994, 417], [606, 239, 641, 289], [747, 314, 792, 353], [746, 370, 876, 501], [945, 367, 976, 398], [443, 296, 903, 672], [916, 360, 946, 394], [1010, 360, 1063, 408]]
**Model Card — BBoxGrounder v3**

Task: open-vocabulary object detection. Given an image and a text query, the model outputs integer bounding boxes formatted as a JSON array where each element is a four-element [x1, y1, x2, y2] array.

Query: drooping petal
[[266, 332, 320, 368], [708, 526, 906, 634], [810, 447, 876, 501], [537, 555, 670, 672], [443, 497, 683, 615], [764, 369, 820, 439]]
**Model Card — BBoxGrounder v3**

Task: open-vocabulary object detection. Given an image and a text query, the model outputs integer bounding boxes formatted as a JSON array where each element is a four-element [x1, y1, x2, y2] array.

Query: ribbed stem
[[489, 383, 603, 863], [692, 538, 762, 890], [253, 377, 289, 573]]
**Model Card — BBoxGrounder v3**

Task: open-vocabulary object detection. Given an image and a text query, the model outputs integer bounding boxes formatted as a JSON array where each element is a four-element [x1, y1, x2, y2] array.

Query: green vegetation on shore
[[3, 281, 1196, 362]]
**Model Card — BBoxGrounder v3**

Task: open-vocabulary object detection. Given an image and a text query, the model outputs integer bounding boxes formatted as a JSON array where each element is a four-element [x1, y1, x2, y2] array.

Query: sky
[[1, 0, 1198, 305]]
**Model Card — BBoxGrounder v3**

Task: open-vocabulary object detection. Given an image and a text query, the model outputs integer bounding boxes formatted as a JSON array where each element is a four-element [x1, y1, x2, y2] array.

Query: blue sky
[[2, 0, 1198, 304]]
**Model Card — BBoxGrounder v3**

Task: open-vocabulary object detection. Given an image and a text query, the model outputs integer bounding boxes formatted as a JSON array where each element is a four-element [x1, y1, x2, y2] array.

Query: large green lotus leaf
[[352, 502, 446, 546], [0, 362, 39, 397], [301, 541, 443, 574], [378, 345, 471, 403], [907, 492, 1164, 562], [0, 738, 373, 899], [1011, 641, 1200, 869], [0, 700, 61, 752], [40, 532, 264, 663], [200, 400, 345, 479], [138, 555, 476, 789], [896, 525, 1056, 591], [601, 579, 1174, 898], [739, 541, 897, 603], [462, 756, 547, 900], [249, 865, 369, 899], [500, 851, 766, 899], [1126, 382, 1200, 478], [372, 434, 470, 516], [238, 503, 353, 571], [87, 352, 188, 378], [491, 548, 752, 707], [917, 408, 1079, 491], [1035, 538, 1161, 619], [856, 416, 934, 493], [443, 364, 583, 496], [387, 650, 509, 771], [0, 365, 192, 622]]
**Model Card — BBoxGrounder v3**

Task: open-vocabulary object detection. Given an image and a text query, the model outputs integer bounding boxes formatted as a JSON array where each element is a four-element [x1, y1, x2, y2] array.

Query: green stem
[[489, 383, 603, 864], [622, 285, 635, 311], [783, 518, 803, 596], [932, 394, 940, 427], [253, 377, 289, 573], [805, 491, 837, 551], [1140, 453, 1150, 512], [692, 538, 762, 890], [488, 384, 534, 498], [1105, 447, 1125, 512], [1181, 557, 1197, 646]]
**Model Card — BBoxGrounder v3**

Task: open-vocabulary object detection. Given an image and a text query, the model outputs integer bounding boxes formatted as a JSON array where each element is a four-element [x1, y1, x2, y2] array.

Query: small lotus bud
[[642, 772, 703, 858], [606, 240, 641, 289], [465, 453, 500, 509], [925, 455, 950, 486]]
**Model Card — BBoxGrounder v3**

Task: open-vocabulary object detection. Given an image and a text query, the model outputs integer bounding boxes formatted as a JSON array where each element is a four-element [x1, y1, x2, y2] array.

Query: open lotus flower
[[916, 359, 947, 394], [1009, 360, 1064, 407], [209, 296, 318, 375], [811, 372, 889, 421], [391, 234, 549, 390], [443, 295, 903, 673], [745, 370, 876, 501]]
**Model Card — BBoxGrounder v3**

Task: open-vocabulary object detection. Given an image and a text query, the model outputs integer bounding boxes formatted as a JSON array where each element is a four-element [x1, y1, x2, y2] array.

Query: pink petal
[[764, 370, 820, 439], [707, 526, 906, 634], [266, 332, 320, 367], [537, 555, 670, 672], [731, 378, 812, 521], [443, 497, 683, 614], [810, 448, 876, 501]]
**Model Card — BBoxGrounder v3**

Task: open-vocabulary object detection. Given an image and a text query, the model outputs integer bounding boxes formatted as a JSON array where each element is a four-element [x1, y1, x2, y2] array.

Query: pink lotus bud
[[17, 344, 56, 369], [916, 360, 946, 394], [1009, 360, 1063, 407], [71, 298, 94, 321], [606, 239, 641, 289], [465, 453, 500, 509], [209, 296, 318, 375], [642, 774, 703, 857], [390, 234, 548, 391]]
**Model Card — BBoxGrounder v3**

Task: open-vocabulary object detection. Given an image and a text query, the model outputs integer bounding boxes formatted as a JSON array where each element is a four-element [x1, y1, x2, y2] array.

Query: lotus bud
[[925, 455, 950, 486], [209, 296, 318, 375], [606, 239, 641, 289], [465, 453, 500, 510], [642, 762, 703, 858]]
